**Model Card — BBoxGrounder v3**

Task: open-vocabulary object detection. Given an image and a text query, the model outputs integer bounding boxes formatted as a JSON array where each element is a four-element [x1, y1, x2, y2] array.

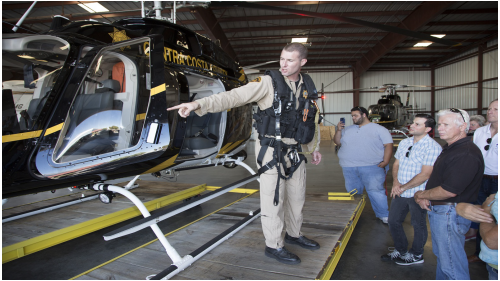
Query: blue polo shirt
[[338, 123, 393, 167]]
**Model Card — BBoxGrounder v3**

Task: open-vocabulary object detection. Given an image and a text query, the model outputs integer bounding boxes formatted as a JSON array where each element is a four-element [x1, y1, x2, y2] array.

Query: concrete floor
[[3, 139, 490, 279]]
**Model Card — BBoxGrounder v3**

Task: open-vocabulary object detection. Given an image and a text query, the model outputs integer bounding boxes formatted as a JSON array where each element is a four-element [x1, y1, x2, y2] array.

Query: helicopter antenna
[[12, 1, 37, 32]]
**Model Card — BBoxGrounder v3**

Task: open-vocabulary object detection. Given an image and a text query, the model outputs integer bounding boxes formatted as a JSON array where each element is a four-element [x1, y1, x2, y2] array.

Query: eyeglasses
[[449, 108, 465, 122], [406, 146, 413, 157], [485, 138, 492, 151]]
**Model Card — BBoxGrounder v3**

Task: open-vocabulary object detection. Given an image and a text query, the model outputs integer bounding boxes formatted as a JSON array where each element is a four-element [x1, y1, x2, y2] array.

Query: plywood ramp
[[74, 193, 364, 280], [2, 182, 206, 263]]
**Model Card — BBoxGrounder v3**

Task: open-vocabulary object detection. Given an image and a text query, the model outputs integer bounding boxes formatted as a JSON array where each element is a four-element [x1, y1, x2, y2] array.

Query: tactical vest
[[253, 70, 320, 206], [253, 70, 319, 144]]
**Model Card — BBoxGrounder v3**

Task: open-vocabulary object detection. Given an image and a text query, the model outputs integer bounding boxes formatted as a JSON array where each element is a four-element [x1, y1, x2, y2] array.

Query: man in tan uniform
[[168, 43, 322, 265]]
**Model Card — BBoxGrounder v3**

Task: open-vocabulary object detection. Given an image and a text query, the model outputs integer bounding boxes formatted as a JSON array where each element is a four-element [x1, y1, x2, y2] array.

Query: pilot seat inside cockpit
[[55, 79, 123, 162]]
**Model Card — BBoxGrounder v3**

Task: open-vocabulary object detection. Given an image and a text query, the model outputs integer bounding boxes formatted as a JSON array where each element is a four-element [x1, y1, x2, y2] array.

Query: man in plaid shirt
[[381, 114, 442, 265]]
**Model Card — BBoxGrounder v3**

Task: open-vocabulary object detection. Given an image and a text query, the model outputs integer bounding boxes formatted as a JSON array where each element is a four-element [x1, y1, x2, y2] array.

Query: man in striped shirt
[[381, 114, 442, 265]]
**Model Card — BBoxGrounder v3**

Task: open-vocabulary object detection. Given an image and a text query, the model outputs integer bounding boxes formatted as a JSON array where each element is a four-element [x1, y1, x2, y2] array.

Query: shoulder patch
[[250, 77, 262, 83]]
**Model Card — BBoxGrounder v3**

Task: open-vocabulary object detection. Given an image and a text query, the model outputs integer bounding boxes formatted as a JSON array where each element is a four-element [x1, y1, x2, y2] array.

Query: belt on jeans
[[430, 201, 456, 206], [483, 175, 498, 179]]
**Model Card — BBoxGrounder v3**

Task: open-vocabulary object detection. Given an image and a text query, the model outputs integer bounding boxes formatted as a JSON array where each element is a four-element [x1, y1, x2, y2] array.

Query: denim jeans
[[428, 204, 471, 280], [486, 264, 498, 280], [388, 196, 428, 255], [342, 165, 389, 218]]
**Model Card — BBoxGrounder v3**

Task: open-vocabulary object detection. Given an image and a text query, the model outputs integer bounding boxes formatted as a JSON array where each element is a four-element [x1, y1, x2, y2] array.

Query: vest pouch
[[294, 121, 315, 144], [256, 114, 272, 136]]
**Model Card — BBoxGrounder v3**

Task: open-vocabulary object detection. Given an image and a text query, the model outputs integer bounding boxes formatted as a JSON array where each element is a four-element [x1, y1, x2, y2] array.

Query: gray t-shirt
[[338, 123, 393, 167]]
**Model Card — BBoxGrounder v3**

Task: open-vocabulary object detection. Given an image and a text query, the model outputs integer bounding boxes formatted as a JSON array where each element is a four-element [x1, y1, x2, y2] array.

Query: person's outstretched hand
[[167, 101, 200, 118]]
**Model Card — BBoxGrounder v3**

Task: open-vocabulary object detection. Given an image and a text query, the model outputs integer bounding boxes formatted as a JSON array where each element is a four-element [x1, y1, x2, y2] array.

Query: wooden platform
[[2, 182, 207, 263], [72, 192, 364, 280]]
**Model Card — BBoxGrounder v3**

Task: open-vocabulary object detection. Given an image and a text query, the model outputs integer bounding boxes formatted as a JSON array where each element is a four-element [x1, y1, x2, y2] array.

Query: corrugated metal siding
[[436, 57, 478, 85], [487, 39, 498, 48], [360, 70, 432, 112], [440, 48, 479, 65], [435, 85, 478, 115], [483, 49, 498, 80], [482, 80, 498, 114]]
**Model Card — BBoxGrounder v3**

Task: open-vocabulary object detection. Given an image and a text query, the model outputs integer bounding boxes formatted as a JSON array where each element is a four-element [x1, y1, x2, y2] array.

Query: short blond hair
[[283, 43, 308, 60]]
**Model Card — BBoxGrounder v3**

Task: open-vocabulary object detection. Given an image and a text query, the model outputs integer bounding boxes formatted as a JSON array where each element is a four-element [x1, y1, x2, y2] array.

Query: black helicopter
[[2, 16, 253, 199], [366, 84, 412, 129]]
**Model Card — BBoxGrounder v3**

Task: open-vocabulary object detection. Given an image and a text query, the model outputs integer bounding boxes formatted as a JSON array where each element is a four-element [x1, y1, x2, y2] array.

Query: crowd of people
[[168, 42, 497, 280], [334, 101, 497, 280]]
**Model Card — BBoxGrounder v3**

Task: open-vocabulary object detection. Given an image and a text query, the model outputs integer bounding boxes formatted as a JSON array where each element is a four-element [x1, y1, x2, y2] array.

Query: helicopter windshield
[[53, 39, 150, 163], [2, 35, 70, 132]]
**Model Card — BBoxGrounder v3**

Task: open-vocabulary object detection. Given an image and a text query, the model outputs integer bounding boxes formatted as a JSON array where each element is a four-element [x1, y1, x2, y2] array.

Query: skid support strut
[[87, 183, 184, 263], [90, 162, 260, 279]]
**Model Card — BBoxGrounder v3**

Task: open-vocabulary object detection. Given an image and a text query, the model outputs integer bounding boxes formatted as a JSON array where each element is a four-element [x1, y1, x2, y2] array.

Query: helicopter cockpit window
[[2, 35, 70, 132], [53, 40, 150, 163]]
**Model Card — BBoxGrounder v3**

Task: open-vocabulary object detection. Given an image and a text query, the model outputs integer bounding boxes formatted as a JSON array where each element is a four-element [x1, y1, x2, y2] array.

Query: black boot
[[285, 232, 320, 250], [265, 246, 301, 265]]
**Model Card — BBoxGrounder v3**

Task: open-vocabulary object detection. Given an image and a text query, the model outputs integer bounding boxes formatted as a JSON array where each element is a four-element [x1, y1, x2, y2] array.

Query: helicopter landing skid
[[88, 167, 260, 279]]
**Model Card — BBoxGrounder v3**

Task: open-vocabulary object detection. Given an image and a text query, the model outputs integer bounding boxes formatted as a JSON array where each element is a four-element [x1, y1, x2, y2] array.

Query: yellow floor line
[[2, 184, 207, 264], [317, 194, 367, 279], [70, 188, 259, 280]]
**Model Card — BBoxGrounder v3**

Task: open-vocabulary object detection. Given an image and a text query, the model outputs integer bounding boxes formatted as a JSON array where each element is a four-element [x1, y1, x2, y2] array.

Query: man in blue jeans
[[414, 108, 484, 280], [334, 106, 393, 223], [381, 114, 442, 265]]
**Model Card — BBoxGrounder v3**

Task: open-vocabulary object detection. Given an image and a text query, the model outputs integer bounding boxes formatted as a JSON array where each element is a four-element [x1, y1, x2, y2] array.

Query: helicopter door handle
[[146, 122, 161, 144]]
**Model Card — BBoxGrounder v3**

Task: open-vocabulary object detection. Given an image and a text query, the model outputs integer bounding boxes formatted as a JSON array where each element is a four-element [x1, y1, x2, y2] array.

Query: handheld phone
[[340, 117, 345, 124]]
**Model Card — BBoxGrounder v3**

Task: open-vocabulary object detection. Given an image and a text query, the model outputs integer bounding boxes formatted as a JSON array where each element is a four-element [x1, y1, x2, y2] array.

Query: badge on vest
[[251, 77, 262, 83]]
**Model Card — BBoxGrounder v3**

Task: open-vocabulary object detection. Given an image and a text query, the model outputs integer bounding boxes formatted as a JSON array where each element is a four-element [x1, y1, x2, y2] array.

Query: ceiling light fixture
[[292, 38, 308, 43], [414, 42, 433, 47], [78, 3, 109, 13], [413, 34, 446, 47]]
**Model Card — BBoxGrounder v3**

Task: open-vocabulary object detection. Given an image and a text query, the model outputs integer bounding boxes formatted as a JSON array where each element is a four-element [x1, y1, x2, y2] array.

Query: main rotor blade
[[242, 61, 278, 69], [210, 1, 461, 47], [327, 87, 373, 93], [408, 85, 500, 88]]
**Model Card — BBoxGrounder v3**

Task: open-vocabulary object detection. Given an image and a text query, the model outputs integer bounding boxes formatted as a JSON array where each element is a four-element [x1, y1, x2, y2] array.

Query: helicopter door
[[176, 73, 227, 161], [34, 37, 162, 179]]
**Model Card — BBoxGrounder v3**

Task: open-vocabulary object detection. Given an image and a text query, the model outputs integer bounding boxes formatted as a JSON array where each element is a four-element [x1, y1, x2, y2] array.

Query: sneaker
[[380, 217, 388, 224], [395, 252, 424, 265], [381, 247, 403, 262]]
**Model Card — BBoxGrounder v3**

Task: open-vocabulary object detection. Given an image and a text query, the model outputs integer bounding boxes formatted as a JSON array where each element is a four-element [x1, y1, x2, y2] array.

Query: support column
[[431, 67, 435, 116], [478, 43, 485, 115]]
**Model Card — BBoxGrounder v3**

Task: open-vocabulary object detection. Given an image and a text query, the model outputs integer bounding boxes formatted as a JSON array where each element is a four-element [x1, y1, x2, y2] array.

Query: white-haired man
[[414, 108, 484, 280]]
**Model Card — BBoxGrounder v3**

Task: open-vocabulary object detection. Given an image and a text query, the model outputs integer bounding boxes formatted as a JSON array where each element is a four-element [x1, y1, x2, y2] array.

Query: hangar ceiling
[[2, 1, 498, 75]]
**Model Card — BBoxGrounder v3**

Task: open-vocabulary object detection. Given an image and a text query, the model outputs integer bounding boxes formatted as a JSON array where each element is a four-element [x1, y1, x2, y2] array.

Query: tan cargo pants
[[255, 139, 307, 249]]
